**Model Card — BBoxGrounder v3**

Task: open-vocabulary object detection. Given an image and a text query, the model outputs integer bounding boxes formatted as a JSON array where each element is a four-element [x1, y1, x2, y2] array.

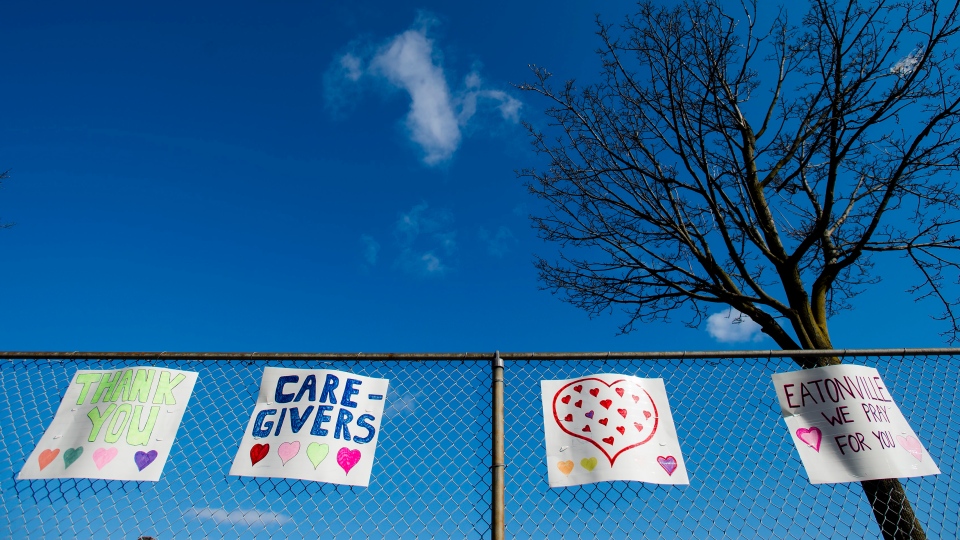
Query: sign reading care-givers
[[19, 367, 198, 481], [229, 367, 389, 487]]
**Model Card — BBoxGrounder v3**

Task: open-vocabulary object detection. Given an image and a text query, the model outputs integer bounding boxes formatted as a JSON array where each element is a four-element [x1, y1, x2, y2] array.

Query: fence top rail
[[0, 348, 957, 361]]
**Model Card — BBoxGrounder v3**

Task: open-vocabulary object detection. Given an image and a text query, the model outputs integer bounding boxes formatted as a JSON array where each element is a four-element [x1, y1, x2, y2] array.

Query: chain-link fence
[[1, 351, 957, 538]]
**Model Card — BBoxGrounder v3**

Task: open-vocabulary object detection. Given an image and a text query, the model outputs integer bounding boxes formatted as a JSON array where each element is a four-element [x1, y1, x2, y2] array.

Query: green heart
[[580, 457, 598, 472], [63, 447, 84, 469], [307, 443, 329, 469]]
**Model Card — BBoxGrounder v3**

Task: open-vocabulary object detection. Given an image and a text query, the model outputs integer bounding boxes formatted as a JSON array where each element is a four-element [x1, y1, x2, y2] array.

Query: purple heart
[[585, 410, 595, 419], [134, 450, 159, 471]]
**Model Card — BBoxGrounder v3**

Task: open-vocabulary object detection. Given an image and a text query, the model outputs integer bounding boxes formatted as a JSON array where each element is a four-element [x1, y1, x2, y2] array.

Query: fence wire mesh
[[0, 352, 957, 539]]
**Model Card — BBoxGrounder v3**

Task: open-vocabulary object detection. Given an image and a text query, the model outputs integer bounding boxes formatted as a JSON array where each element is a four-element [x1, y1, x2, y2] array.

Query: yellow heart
[[580, 457, 598, 472], [557, 460, 574, 475]]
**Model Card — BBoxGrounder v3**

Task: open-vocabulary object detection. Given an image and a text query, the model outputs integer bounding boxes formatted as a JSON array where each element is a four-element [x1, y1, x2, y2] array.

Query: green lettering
[[87, 404, 116, 442], [104, 403, 132, 444], [129, 369, 156, 403], [152, 371, 186, 405], [75, 373, 103, 405], [125, 405, 160, 446], [92, 371, 122, 404], [109, 370, 134, 402]]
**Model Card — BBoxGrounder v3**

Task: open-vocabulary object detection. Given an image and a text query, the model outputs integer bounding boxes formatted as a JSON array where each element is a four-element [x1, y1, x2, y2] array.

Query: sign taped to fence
[[773, 364, 939, 484], [229, 367, 389, 486], [18, 367, 198, 481], [541, 373, 689, 487]]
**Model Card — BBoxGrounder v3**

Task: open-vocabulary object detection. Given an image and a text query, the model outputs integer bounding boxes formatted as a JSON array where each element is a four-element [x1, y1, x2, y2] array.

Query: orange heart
[[38, 449, 60, 470], [557, 460, 574, 475]]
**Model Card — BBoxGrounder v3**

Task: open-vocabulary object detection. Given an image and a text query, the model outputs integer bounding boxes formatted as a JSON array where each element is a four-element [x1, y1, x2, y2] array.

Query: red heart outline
[[553, 377, 659, 465]]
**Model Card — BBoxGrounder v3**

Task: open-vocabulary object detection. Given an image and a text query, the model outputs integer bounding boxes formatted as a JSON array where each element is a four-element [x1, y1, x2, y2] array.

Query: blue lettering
[[342, 378, 361, 408], [334, 408, 354, 441], [310, 405, 334, 436], [294, 375, 317, 402], [252, 409, 277, 438], [319, 374, 340, 405], [353, 414, 377, 444], [275, 375, 299, 404]]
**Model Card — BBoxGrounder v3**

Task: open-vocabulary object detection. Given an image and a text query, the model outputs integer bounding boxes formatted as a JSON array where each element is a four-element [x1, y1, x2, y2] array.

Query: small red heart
[[573, 385, 583, 393], [582, 425, 591, 432], [602, 436, 615, 445], [575, 400, 582, 408], [615, 388, 624, 397], [634, 422, 644, 433], [617, 408, 628, 419], [598, 418, 609, 426], [250, 443, 270, 466], [564, 414, 573, 422], [616, 426, 625, 435], [589, 388, 600, 397], [632, 395, 640, 403], [643, 410, 652, 419], [599, 399, 612, 409], [561, 395, 571, 404]]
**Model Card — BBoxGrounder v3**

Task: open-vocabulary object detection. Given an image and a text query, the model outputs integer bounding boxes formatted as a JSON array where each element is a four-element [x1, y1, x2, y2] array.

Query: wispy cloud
[[478, 226, 517, 257], [326, 15, 521, 165], [394, 202, 455, 276], [360, 234, 380, 266], [185, 508, 292, 527], [706, 308, 764, 343]]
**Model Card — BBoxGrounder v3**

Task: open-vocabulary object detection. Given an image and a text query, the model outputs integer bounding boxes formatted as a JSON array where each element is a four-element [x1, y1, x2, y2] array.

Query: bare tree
[[519, 0, 960, 538]]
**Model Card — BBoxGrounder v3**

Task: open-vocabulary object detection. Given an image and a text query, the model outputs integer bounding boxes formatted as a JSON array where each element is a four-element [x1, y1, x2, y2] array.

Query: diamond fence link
[[505, 353, 959, 539], [0, 352, 957, 539], [0, 357, 493, 539]]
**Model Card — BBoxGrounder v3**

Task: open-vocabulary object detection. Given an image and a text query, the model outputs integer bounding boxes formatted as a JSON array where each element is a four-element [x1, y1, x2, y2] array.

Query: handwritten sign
[[541, 374, 689, 487], [772, 364, 939, 484], [229, 367, 389, 486], [18, 367, 197, 481]]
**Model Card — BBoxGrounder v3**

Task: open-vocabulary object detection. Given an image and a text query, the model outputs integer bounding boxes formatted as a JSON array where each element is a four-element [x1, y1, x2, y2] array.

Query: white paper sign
[[229, 367, 389, 486], [772, 364, 939, 484], [541, 374, 689, 487], [18, 367, 197, 481]]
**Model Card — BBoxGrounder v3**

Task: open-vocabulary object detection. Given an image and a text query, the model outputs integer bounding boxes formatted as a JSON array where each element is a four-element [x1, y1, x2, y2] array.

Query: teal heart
[[63, 447, 83, 469]]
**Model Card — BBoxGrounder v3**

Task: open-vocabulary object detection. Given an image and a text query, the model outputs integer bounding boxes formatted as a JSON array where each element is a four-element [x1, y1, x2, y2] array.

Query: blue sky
[[1, 0, 953, 353]]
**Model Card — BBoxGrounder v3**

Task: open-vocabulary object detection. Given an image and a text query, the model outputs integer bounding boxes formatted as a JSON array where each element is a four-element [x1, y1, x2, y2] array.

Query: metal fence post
[[492, 351, 505, 540]]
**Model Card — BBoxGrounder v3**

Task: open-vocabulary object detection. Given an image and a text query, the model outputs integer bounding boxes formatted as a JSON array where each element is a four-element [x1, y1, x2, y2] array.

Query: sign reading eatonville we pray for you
[[772, 364, 939, 484]]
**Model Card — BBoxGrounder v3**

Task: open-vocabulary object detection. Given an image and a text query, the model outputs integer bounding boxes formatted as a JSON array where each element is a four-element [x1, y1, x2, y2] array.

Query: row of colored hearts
[[557, 456, 679, 476], [248, 441, 363, 475], [36, 447, 158, 472]]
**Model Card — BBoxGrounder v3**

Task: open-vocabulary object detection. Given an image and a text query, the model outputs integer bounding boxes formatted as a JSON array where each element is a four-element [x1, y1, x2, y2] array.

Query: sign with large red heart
[[541, 373, 689, 487]]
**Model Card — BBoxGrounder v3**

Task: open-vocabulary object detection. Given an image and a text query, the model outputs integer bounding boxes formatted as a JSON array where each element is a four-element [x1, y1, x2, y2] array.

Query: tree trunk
[[786, 342, 927, 538], [861, 478, 927, 540]]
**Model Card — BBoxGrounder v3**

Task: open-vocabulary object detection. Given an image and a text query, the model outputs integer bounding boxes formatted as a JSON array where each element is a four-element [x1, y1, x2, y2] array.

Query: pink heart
[[278, 441, 301, 466], [337, 447, 361, 475], [552, 377, 660, 466], [657, 455, 678, 476], [897, 435, 924, 461], [93, 447, 118, 470], [796, 427, 822, 452]]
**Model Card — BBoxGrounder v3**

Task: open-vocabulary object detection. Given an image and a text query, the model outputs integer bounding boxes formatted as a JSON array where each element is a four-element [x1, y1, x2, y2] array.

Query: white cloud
[[891, 49, 923, 78], [706, 308, 764, 343], [393, 202, 456, 276], [185, 508, 291, 527], [371, 29, 461, 164], [384, 391, 419, 418], [340, 53, 363, 82], [327, 18, 521, 165], [478, 226, 517, 257], [360, 234, 380, 265]]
